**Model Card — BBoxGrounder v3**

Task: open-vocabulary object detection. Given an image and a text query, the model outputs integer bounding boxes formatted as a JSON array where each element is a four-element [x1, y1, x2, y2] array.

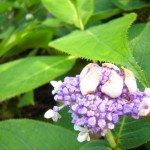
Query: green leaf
[[113, 116, 150, 149], [128, 23, 150, 86], [17, 91, 34, 107], [0, 26, 15, 40], [49, 13, 148, 87], [128, 23, 146, 41], [41, 0, 94, 29], [55, 107, 74, 131], [42, 18, 63, 27], [80, 140, 111, 150], [17, 0, 41, 7], [0, 119, 83, 150], [17, 27, 52, 49], [4, 26, 53, 57], [0, 56, 75, 101], [90, 0, 121, 21], [112, 0, 150, 10], [0, 22, 40, 56], [0, 25, 53, 57], [0, 1, 12, 13]]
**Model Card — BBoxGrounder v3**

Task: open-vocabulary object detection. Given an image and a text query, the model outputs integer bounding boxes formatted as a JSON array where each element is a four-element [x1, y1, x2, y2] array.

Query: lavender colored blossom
[[45, 63, 150, 142]]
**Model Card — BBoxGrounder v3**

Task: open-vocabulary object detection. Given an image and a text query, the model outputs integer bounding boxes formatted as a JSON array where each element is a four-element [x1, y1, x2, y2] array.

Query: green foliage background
[[0, 0, 150, 149]]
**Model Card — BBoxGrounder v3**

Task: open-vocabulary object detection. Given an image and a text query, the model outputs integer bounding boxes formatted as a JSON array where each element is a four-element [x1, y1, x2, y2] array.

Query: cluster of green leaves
[[0, 0, 150, 150]]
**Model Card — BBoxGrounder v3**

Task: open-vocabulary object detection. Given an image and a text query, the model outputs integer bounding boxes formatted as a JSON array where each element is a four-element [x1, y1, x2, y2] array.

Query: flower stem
[[106, 129, 116, 149]]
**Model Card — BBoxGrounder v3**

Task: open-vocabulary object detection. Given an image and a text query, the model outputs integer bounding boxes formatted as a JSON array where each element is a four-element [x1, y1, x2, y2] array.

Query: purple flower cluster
[[48, 63, 148, 138]]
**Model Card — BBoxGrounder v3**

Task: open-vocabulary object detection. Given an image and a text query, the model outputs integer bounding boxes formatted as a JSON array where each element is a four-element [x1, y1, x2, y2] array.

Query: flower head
[[46, 63, 148, 142]]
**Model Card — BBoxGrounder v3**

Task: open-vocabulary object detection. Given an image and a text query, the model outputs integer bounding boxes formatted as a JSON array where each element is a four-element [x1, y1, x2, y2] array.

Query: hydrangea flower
[[44, 63, 150, 142]]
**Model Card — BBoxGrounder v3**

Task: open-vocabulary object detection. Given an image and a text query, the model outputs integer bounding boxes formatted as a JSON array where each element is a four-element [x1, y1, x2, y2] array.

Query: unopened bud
[[80, 63, 102, 96], [101, 70, 123, 98], [122, 67, 137, 94], [25, 13, 34, 21]]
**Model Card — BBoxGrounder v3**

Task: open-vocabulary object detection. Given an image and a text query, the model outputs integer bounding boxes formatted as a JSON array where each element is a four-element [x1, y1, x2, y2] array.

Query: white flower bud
[[50, 80, 62, 95], [122, 67, 137, 94], [101, 70, 123, 98], [102, 63, 120, 71], [44, 109, 61, 122], [80, 63, 102, 96], [25, 13, 34, 21], [138, 98, 150, 116]]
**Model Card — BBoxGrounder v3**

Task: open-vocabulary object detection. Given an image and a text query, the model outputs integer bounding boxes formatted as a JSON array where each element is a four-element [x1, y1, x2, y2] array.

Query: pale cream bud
[[101, 70, 123, 98], [122, 67, 137, 94], [80, 63, 102, 96]]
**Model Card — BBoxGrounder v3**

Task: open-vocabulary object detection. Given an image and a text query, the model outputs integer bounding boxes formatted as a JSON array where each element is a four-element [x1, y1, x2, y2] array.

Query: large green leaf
[[0, 119, 83, 150], [80, 141, 111, 150], [50, 13, 148, 87], [129, 23, 150, 85], [112, 0, 150, 10], [90, 0, 121, 21], [113, 116, 150, 149], [41, 0, 94, 29], [0, 56, 75, 101]]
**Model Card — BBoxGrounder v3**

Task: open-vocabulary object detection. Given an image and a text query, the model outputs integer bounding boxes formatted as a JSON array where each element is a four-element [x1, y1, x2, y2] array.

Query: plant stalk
[[106, 129, 117, 149]]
